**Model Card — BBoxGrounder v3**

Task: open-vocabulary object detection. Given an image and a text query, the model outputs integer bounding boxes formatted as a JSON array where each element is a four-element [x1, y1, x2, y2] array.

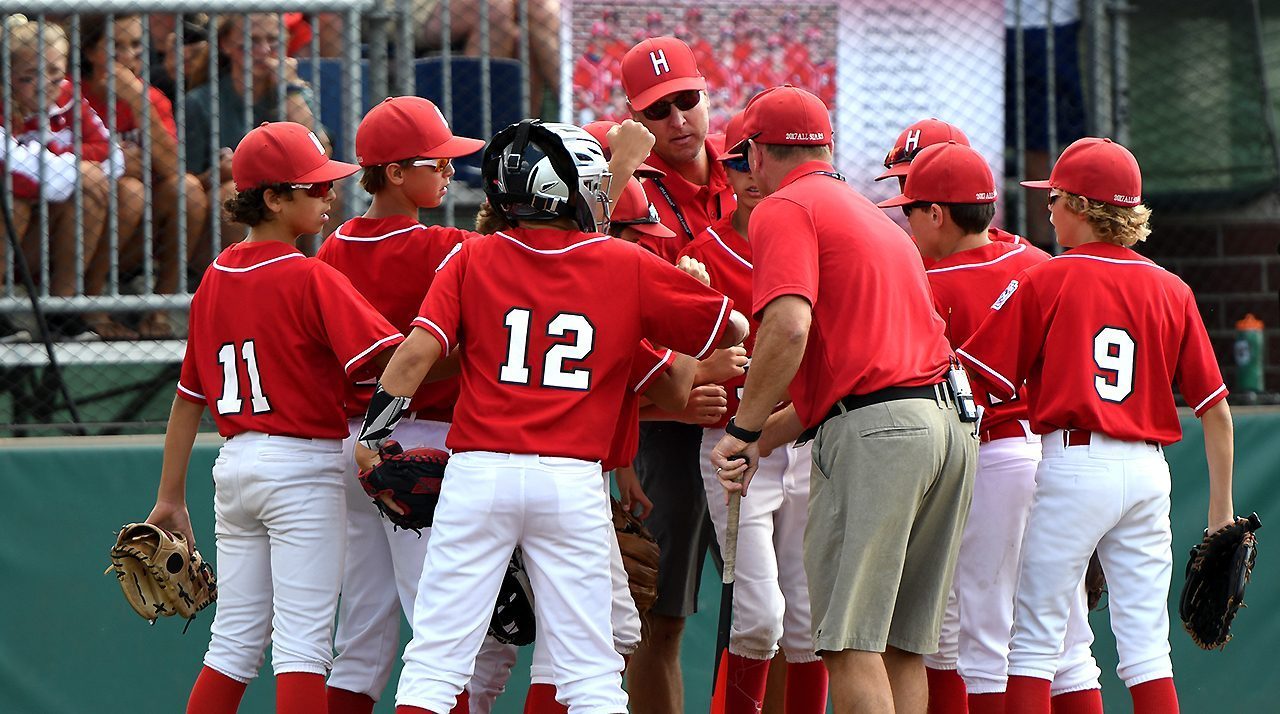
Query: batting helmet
[[482, 120, 612, 233], [489, 548, 536, 646]]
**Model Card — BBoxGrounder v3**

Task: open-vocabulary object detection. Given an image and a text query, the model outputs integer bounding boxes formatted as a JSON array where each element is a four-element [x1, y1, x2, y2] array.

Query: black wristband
[[725, 417, 762, 443]]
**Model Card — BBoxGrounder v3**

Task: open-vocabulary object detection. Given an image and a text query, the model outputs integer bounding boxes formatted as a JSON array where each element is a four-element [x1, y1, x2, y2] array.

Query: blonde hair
[[1062, 191, 1152, 247], [5, 15, 69, 63]]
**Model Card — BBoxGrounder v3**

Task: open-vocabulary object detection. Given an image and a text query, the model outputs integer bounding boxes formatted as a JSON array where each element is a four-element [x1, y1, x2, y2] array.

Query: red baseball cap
[[876, 141, 997, 208], [875, 118, 970, 181], [730, 85, 832, 155], [1021, 137, 1142, 207], [622, 37, 706, 111], [581, 120, 665, 179], [719, 112, 747, 160], [611, 178, 675, 239], [232, 122, 359, 192], [355, 96, 485, 167]]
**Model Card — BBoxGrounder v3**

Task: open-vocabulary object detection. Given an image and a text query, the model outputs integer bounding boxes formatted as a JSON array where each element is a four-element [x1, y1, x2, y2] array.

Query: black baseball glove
[[1179, 513, 1262, 650], [358, 441, 447, 533]]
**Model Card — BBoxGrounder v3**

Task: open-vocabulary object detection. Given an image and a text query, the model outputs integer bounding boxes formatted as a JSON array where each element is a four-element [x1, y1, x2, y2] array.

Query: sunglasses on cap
[[723, 157, 750, 173], [613, 203, 663, 227], [883, 145, 924, 169], [291, 181, 334, 198], [409, 157, 452, 172], [640, 90, 701, 121]]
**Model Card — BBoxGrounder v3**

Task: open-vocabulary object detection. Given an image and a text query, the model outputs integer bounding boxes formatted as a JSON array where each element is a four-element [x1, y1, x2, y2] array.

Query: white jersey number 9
[[215, 340, 272, 415], [500, 308, 594, 391], [1093, 327, 1135, 403]]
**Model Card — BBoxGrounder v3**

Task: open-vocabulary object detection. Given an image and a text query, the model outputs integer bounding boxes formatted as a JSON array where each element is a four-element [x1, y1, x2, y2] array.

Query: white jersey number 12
[[1093, 327, 1136, 403], [500, 308, 594, 390]]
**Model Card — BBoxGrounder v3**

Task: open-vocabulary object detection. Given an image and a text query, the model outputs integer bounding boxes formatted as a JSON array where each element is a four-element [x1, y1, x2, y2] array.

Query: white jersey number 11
[[216, 340, 272, 415]]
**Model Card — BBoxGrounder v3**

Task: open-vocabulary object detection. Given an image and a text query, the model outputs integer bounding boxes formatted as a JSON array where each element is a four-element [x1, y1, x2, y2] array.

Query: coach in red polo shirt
[[711, 86, 977, 713]]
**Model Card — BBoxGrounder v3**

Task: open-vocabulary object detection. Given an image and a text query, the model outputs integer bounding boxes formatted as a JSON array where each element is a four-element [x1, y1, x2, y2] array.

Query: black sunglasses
[[901, 202, 932, 217], [723, 157, 750, 173], [641, 90, 702, 121], [291, 181, 334, 198], [883, 145, 924, 170], [1048, 193, 1062, 207]]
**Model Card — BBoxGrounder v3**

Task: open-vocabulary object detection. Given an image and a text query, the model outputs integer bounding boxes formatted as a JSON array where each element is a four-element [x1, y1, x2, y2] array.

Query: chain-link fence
[[1, 0, 1278, 436]]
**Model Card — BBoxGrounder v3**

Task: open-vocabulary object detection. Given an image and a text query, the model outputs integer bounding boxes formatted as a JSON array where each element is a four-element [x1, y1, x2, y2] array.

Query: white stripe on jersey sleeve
[[956, 347, 1017, 398], [694, 296, 731, 360], [1193, 384, 1228, 414], [176, 382, 205, 400], [634, 349, 675, 394], [345, 333, 404, 374], [412, 316, 452, 354]]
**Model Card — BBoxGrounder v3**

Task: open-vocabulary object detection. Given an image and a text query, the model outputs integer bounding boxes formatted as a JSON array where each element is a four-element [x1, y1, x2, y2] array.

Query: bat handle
[[722, 454, 747, 585]]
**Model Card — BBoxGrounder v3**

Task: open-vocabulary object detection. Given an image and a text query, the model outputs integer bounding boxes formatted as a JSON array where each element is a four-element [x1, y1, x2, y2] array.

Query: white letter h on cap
[[904, 129, 921, 153], [650, 49, 670, 75]]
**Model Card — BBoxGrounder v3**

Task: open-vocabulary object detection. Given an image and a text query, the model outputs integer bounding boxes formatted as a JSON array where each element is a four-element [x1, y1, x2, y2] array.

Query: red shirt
[[317, 215, 476, 422], [679, 215, 755, 428], [415, 227, 734, 461], [603, 340, 676, 472], [639, 140, 735, 262], [957, 241, 1228, 445], [81, 84, 178, 141], [178, 241, 403, 439], [751, 161, 952, 428], [926, 240, 1050, 437], [4, 83, 118, 200]]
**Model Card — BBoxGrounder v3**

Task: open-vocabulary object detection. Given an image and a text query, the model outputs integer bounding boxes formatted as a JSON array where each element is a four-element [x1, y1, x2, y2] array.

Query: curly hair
[[474, 200, 512, 234], [1062, 192, 1152, 247], [223, 183, 294, 226]]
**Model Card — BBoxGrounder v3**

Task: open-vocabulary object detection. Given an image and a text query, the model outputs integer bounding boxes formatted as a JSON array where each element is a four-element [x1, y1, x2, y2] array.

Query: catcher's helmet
[[482, 120, 613, 233]]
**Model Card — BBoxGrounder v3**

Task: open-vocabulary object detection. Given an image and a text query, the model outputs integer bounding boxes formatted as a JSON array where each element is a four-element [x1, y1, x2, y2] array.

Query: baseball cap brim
[[1020, 179, 1053, 190], [875, 162, 910, 181], [293, 158, 362, 185], [629, 76, 707, 111], [634, 162, 666, 179], [726, 131, 759, 160], [875, 193, 915, 208], [620, 220, 677, 239], [426, 135, 487, 159]]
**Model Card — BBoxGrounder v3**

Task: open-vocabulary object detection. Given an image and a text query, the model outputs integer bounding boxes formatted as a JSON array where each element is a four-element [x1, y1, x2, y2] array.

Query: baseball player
[[877, 141, 1102, 714], [353, 120, 749, 714], [316, 96, 521, 714], [957, 137, 1236, 714], [678, 112, 827, 714], [145, 121, 404, 712]]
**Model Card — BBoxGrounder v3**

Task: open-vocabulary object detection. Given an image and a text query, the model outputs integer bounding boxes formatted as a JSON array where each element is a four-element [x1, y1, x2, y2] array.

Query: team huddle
[[140, 34, 1237, 714]]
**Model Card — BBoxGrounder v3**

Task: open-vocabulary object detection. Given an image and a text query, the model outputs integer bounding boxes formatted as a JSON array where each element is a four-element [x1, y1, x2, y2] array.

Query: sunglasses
[[883, 145, 924, 169], [291, 181, 334, 198], [612, 203, 662, 227], [723, 157, 750, 173], [1048, 193, 1062, 207], [901, 202, 931, 217], [640, 90, 701, 121], [409, 157, 452, 172]]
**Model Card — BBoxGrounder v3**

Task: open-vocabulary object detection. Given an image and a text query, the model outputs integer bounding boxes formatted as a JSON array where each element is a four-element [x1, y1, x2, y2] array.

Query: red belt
[[980, 421, 1028, 443], [1062, 429, 1159, 448]]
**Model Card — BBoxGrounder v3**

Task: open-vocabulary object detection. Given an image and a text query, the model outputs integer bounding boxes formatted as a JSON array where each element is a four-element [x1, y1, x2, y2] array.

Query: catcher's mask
[[482, 119, 613, 233]]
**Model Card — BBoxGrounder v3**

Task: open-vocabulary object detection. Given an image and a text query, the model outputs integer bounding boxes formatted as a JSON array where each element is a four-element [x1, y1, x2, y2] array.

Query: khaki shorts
[[804, 396, 976, 655]]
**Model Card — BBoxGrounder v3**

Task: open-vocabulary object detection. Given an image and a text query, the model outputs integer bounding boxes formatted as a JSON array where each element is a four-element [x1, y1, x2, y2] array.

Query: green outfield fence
[[1, 410, 1277, 713]]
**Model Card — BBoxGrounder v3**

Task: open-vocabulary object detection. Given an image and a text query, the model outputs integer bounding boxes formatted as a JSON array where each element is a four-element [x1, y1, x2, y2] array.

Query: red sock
[[726, 652, 771, 714], [1130, 678, 1178, 714], [1005, 675, 1051, 714], [187, 666, 248, 714], [523, 683, 568, 714], [450, 690, 470, 714], [969, 692, 1004, 714], [784, 659, 828, 714], [277, 672, 326, 714], [925, 667, 968, 714], [1051, 688, 1102, 714], [327, 687, 375, 714]]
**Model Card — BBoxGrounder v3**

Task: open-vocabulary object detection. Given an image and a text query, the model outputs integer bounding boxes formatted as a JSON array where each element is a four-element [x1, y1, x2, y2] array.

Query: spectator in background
[[184, 12, 327, 261], [1, 15, 122, 341], [147, 13, 210, 103], [78, 13, 210, 339]]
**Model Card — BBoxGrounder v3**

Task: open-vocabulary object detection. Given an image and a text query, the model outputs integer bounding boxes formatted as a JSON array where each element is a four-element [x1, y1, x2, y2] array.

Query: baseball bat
[[710, 457, 745, 714]]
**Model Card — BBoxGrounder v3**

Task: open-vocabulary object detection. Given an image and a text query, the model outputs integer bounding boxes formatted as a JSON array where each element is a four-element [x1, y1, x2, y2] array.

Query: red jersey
[[317, 215, 475, 422], [4, 82, 120, 200], [415, 227, 734, 462], [178, 241, 403, 439], [679, 215, 755, 429], [957, 241, 1228, 445], [639, 140, 736, 262], [926, 240, 1050, 438], [80, 84, 179, 141], [751, 161, 952, 428], [603, 340, 676, 472]]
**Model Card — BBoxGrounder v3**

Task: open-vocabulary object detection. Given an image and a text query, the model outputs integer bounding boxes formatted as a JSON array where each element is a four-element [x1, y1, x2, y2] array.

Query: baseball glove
[[108, 523, 217, 629], [358, 440, 448, 533], [611, 496, 660, 616], [1179, 513, 1262, 650], [1085, 550, 1107, 611], [489, 548, 536, 646]]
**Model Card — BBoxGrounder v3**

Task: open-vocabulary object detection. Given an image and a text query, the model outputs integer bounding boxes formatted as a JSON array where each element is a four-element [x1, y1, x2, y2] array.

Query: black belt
[[797, 383, 946, 445]]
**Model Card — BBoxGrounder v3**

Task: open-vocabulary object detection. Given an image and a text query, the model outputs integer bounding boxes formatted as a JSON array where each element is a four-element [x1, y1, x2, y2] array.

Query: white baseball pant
[[1009, 431, 1174, 689], [329, 418, 518, 704], [698, 428, 819, 663], [924, 433, 1101, 694], [396, 452, 627, 714], [203, 433, 346, 681]]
